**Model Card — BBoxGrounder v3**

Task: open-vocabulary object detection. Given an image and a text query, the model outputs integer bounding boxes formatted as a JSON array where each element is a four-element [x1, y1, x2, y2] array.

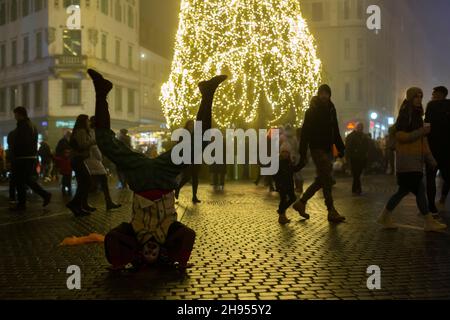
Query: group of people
[[3, 67, 450, 273]]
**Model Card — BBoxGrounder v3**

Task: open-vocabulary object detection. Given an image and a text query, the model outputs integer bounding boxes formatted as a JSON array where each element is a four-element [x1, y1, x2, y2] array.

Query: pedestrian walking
[[345, 122, 369, 195], [8, 107, 51, 211], [293, 85, 346, 223], [274, 143, 308, 225], [84, 116, 121, 211], [66, 114, 96, 216], [425, 86, 450, 213], [54, 149, 72, 196], [378, 87, 447, 232]]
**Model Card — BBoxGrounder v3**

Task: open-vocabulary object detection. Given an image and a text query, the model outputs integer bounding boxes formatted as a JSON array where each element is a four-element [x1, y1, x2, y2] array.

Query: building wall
[[0, 0, 169, 148], [300, 0, 413, 136]]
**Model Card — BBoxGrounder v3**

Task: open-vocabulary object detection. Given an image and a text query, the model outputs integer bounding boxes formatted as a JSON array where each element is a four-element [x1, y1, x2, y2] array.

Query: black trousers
[[350, 158, 366, 194], [427, 157, 450, 207], [278, 188, 297, 214], [12, 159, 49, 206], [68, 156, 91, 208]]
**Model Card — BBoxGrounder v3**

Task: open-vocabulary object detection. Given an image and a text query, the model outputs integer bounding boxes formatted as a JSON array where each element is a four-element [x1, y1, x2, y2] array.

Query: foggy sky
[[141, 0, 450, 92]]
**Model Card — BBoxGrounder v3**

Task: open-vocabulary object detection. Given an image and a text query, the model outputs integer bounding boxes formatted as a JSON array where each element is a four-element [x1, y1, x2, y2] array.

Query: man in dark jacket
[[425, 86, 450, 213], [345, 122, 369, 195], [9, 107, 51, 211], [293, 84, 346, 223]]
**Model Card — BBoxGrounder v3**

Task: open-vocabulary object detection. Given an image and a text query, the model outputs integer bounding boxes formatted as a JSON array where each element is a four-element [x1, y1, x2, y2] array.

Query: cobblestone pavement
[[0, 170, 450, 300]]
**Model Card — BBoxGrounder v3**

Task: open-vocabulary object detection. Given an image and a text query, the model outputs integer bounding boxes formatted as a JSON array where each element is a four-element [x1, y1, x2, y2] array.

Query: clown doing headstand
[[87, 69, 227, 271]]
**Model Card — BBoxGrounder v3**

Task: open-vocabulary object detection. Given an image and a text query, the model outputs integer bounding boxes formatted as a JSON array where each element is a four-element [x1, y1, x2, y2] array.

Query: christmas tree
[[161, 0, 321, 129]]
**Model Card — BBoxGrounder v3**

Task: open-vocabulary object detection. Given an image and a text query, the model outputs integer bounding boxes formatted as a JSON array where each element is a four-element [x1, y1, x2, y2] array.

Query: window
[[34, 0, 43, 12], [0, 87, 6, 113], [127, 5, 134, 28], [127, 89, 134, 113], [357, 38, 363, 63], [344, 38, 350, 60], [11, 40, 17, 66], [22, 83, 29, 108], [100, 0, 108, 14], [115, 39, 120, 65], [101, 34, 107, 60], [10, 86, 18, 110], [343, 0, 350, 20], [115, 86, 122, 111], [0, 43, 5, 69], [63, 29, 81, 56], [115, 0, 121, 22], [312, 2, 323, 22], [34, 81, 43, 109], [0, 1, 6, 26], [128, 45, 132, 69], [358, 78, 363, 102], [36, 32, 42, 58], [23, 36, 29, 63], [11, 0, 18, 21], [22, 0, 30, 17], [345, 82, 351, 101], [63, 81, 81, 105]]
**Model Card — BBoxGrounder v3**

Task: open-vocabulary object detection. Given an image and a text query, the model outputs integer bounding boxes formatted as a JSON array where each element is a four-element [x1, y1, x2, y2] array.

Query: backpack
[[104, 223, 143, 270]]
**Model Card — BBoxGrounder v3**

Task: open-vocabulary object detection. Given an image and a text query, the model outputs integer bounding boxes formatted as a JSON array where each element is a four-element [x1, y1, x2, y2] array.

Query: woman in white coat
[[85, 117, 121, 211]]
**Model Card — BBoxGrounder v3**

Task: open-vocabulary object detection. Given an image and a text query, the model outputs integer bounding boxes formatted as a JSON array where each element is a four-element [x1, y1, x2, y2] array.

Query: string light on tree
[[161, 0, 322, 129]]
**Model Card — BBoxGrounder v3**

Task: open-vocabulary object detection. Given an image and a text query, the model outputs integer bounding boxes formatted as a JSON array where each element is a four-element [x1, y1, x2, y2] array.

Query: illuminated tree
[[161, 0, 321, 129]]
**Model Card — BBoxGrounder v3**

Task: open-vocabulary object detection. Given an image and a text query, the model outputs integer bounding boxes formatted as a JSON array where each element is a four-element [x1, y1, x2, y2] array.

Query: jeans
[[13, 159, 49, 206], [386, 172, 428, 215], [278, 188, 297, 214], [350, 158, 366, 194], [299, 149, 335, 211]]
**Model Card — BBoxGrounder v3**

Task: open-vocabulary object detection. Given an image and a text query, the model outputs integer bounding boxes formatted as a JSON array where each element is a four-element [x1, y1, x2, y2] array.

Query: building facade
[[300, 0, 429, 138], [0, 0, 168, 150]]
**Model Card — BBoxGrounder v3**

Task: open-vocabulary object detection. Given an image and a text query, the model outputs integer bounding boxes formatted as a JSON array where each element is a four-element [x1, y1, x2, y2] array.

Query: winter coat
[[425, 99, 450, 159], [84, 130, 107, 176], [345, 131, 369, 161], [299, 96, 345, 159], [274, 158, 301, 191], [70, 129, 96, 159], [8, 119, 39, 159]]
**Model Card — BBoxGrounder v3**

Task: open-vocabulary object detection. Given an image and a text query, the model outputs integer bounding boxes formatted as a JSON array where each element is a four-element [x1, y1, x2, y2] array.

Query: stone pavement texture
[[0, 171, 450, 300]]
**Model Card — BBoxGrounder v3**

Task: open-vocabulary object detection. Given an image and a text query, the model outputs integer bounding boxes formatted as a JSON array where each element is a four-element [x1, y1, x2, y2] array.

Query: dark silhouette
[[8, 107, 51, 211], [345, 122, 369, 195], [425, 86, 450, 213]]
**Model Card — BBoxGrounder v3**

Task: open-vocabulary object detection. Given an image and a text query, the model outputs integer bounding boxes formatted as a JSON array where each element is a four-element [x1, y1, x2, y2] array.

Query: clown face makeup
[[143, 240, 160, 264]]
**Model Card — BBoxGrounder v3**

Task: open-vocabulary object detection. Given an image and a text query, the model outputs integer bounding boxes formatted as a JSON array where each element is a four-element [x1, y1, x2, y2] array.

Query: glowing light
[[161, 0, 322, 129], [371, 112, 378, 120]]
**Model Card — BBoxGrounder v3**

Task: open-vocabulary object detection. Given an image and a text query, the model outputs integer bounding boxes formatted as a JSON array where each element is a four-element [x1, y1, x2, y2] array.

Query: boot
[[377, 208, 398, 229], [278, 213, 291, 225], [106, 202, 122, 211], [293, 200, 310, 219], [87, 69, 113, 96], [328, 208, 346, 223], [424, 214, 447, 232]]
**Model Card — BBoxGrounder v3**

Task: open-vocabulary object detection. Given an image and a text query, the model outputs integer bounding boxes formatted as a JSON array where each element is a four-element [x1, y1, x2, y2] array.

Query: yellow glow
[[161, 0, 322, 129]]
